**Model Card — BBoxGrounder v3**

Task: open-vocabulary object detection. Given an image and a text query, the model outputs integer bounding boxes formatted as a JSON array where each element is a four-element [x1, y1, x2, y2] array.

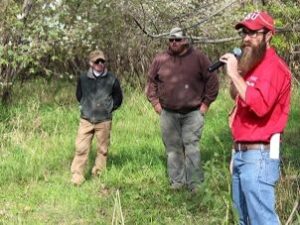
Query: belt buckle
[[235, 143, 243, 152], [238, 143, 242, 151], [235, 143, 247, 152]]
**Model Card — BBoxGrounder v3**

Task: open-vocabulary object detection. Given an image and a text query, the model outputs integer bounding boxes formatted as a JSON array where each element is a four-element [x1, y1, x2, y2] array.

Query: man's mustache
[[241, 42, 252, 48]]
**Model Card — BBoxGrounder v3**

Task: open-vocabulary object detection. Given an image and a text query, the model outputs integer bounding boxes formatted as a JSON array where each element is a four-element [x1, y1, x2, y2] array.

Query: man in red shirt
[[220, 12, 291, 225]]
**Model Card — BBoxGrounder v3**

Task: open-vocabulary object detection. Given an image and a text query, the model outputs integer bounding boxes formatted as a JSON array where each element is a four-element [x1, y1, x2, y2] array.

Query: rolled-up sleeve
[[245, 66, 289, 117]]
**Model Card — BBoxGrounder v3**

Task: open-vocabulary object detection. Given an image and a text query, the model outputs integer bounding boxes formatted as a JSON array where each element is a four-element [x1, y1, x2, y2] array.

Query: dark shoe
[[189, 186, 200, 195], [190, 187, 198, 194]]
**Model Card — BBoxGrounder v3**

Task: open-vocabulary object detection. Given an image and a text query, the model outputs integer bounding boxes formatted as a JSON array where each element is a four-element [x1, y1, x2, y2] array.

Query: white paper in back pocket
[[270, 133, 280, 160]]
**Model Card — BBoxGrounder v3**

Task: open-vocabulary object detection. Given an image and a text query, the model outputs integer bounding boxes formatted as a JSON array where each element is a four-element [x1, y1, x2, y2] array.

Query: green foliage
[[267, 2, 300, 80], [0, 80, 299, 224], [0, 0, 299, 100]]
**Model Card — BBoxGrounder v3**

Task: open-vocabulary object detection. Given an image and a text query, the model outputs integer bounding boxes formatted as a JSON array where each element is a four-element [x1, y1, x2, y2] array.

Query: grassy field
[[0, 79, 299, 225]]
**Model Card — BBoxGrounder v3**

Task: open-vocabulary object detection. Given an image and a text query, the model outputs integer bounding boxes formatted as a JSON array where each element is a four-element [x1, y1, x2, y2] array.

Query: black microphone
[[208, 48, 242, 72]]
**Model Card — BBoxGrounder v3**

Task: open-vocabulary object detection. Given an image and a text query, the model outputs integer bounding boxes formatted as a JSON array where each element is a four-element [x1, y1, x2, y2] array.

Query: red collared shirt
[[232, 48, 291, 142]]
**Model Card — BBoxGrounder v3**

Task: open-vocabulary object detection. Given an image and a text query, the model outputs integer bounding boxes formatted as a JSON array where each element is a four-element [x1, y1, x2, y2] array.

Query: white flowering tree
[[0, 0, 299, 103], [0, 0, 125, 103]]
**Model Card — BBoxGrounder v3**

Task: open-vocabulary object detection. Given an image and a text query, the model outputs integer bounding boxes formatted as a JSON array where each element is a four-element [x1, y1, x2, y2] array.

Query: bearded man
[[145, 27, 219, 192], [220, 12, 291, 225]]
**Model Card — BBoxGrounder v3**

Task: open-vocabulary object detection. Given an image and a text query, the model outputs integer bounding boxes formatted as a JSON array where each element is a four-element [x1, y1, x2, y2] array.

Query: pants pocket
[[258, 158, 280, 186]]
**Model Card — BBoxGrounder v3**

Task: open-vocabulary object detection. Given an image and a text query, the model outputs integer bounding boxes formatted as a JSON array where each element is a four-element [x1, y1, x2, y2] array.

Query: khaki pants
[[71, 118, 112, 178]]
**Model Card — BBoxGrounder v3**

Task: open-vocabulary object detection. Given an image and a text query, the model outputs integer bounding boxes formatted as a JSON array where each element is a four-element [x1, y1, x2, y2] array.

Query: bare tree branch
[[192, 36, 240, 44], [193, 25, 300, 44], [132, 17, 169, 38], [183, 0, 239, 31], [19, 0, 33, 21], [138, 0, 146, 29], [276, 25, 300, 33], [132, 0, 239, 38], [170, 2, 216, 22], [132, 21, 300, 44]]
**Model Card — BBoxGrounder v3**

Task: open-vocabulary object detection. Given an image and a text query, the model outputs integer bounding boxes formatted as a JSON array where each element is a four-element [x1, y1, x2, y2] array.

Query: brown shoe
[[71, 173, 85, 186], [91, 167, 104, 177]]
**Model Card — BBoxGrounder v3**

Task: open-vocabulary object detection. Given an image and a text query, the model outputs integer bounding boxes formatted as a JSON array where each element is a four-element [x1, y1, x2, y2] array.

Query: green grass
[[0, 79, 299, 224]]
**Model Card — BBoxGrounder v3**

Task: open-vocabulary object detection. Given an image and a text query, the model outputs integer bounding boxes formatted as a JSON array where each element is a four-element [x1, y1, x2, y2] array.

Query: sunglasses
[[169, 38, 182, 43], [94, 58, 106, 65], [238, 29, 267, 38]]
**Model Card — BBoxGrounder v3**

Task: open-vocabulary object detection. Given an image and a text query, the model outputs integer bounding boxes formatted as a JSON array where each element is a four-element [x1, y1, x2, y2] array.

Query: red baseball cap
[[235, 11, 275, 34]]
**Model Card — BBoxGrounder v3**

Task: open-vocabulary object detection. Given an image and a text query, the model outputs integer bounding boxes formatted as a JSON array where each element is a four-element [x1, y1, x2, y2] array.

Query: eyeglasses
[[238, 29, 266, 38], [169, 38, 182, 43], [94, 58, 105, 65]]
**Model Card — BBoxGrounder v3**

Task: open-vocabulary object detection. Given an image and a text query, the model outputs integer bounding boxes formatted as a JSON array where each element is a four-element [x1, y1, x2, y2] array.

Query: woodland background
[[0, 0, 299, 102], [0, 0, 299, 224]]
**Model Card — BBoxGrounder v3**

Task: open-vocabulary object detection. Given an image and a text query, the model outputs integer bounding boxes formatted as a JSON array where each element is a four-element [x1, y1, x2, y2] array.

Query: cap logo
[[244, 12, 259, 21]]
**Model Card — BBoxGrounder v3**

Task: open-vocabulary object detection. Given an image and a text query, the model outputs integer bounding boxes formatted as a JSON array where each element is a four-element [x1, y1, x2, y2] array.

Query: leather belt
[[234, 142, 270, 152]]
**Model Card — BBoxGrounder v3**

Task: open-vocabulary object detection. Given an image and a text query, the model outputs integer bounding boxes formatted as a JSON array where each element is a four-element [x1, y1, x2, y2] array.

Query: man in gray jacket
[[71, 50, 123, 186], [146, 27, 219, 192]]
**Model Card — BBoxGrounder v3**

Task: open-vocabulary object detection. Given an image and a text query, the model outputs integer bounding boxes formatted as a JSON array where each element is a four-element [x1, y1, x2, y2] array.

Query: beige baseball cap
[[88, 50, 106, 62]]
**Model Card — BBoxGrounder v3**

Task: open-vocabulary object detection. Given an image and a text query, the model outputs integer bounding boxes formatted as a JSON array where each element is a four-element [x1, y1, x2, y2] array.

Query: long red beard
[[238, 39, 267, 76]]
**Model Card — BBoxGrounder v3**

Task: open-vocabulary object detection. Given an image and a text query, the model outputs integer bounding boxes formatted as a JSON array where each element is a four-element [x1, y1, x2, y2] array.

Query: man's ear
[[89, 61, 93, 67], [183, 38, 189, 44], [265, 31, 273, 43]]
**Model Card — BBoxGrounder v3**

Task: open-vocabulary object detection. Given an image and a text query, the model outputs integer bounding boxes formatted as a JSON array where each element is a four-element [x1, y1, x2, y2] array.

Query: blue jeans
[[160, 109, 204, 190], [232, 148, 281, 225]]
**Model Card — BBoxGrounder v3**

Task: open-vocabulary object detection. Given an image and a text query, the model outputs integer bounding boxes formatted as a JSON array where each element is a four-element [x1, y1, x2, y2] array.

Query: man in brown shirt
[[145, 27, 219, 192]]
